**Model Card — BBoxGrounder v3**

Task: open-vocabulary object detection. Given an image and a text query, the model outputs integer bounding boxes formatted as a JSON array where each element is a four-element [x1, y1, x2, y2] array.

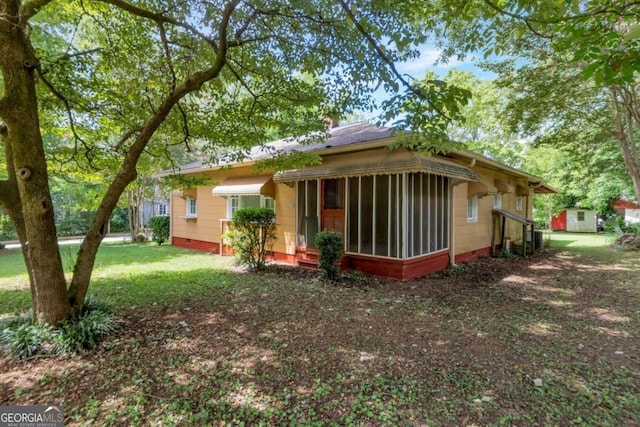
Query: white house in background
[[614, 199, 640, 225]]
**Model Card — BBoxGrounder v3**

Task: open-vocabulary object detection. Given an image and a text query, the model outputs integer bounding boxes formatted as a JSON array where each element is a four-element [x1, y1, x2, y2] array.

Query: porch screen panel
[[296, 180, 319, 248], [345, 172, 452, 259], [389, 174, 399, 258], [307, 180, 319, 248], [296, 183, 306, 247], [439, 176, 449, 249], [360, 176, 374, 254], [347, 177, 359, 253], [412, 174, 422, 257], [429, 175, 438, 252], [374, 175, 389, 257], [421, 174, 430, 254]]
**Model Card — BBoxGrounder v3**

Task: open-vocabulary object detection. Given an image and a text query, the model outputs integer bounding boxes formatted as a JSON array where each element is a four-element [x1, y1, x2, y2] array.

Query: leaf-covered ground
[[1, 235, 639, 426]]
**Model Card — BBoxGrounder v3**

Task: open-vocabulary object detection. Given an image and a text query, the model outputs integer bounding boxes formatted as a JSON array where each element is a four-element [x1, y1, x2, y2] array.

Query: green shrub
[[226, 207, 277, 270], [0, 213, 17, 241], [314, 230, 343, 281], [0, 299, 118, 360], [53, 309, 118, 355], [149, 215, 170, 245], [0, 314, 51, 360]]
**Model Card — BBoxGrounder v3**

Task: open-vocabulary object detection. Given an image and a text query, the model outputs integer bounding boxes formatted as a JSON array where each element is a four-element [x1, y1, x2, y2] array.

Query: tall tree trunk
[[1, 0, 236, 318], [0, 0, 70, 325], [0, 142, 37, 313], [610, 85, 640, 203]]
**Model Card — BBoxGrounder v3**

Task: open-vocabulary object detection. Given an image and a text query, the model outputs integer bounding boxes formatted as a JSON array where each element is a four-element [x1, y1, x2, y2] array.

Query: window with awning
[[212, 175, 274, 197]]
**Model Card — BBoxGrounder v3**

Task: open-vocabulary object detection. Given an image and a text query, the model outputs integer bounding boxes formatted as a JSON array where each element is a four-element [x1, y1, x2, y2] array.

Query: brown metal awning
[[468, 175, 498, 198], [530, 182, 558, 194], [273, 148, 478, 183], [212, 176, 274, 197], [494, 179, 515, 193]]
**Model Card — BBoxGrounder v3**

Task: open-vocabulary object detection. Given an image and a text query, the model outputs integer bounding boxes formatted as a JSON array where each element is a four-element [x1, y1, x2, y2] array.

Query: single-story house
[[551, 208, 598, 232], [614, 198, 640, 225], [163, 123, 555, 280]]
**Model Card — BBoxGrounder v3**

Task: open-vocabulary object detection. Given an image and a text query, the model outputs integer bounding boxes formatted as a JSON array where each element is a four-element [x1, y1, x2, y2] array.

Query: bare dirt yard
[[1, 238, 639, 426]]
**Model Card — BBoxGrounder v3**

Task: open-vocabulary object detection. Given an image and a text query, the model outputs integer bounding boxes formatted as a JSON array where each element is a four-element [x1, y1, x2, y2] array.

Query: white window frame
[[158, 204, 167, 216], [227, 195, 276, 219], [515, 196, 523, 212], [493, 193, 502, 210], [186, 197, 197, 218], [577, 211, 585, 222], [467, 196, 478, 222]]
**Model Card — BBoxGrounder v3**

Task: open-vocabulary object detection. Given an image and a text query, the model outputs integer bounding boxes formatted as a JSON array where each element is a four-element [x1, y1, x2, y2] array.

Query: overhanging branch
[[98, 0, 218, 47], [336, 0, 450, 121], [67, 0, 242, 309]]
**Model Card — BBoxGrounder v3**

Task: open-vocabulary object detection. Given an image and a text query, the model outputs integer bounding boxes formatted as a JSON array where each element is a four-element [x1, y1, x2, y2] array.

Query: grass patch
[[1, 239, 640, 425], [0, 242, 236, 315], [545, 231, 617, 248]]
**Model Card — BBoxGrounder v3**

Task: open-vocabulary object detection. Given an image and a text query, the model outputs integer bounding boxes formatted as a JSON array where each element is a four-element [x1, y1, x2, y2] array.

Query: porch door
[[321, 178, 345, 235]]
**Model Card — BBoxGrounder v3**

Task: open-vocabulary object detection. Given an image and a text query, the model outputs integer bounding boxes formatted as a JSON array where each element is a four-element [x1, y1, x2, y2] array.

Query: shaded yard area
[[1, 234, 639, 425]]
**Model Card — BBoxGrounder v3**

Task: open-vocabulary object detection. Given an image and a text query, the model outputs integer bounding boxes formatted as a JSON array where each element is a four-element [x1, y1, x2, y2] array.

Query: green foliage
[[0, 313, 51, 360], [0, 213, 17, 241], [149, 216, 170, 246], [227, 208, 277, 270], [109, 207, 129, 233], [314, 230, 343, 281], [0, 299, 117, 360], [52, 308, 118, 356]]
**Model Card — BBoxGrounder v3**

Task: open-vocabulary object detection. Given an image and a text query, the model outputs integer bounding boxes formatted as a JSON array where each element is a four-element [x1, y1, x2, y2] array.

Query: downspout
[[169, 190, 173, 246], [449, 180, 456, 267]]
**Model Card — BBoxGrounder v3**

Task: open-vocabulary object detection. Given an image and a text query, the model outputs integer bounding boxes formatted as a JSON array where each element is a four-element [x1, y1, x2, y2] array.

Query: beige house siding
[[170, 166, 298, 255], [452, 164, 533, 256], [273, 183, 297, 255]]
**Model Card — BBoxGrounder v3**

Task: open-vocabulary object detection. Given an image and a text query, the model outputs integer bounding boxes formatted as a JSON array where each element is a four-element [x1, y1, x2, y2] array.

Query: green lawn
[[0, 243, 238, 316], [545, 231, 618, 248], [1, 238, 640, 426]]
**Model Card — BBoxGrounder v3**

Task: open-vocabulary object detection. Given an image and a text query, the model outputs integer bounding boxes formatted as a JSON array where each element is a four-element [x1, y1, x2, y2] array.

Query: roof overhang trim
[[273, 148, 478, 183]]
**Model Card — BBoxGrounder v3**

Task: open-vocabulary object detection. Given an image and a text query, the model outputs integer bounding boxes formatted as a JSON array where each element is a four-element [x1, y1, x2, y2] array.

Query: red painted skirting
[[173, 236, 491, 281], [344, 251, 450, 280], [454, 246, 491, 264], [172, 237, 220, 254]]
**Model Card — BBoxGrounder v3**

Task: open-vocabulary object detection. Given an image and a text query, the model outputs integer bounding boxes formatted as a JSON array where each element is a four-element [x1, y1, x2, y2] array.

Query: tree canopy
[[0, 0, 471, 325]]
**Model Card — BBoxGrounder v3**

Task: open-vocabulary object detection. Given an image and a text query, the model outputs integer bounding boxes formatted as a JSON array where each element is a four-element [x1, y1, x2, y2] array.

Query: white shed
[[565, 208, 597, 232]]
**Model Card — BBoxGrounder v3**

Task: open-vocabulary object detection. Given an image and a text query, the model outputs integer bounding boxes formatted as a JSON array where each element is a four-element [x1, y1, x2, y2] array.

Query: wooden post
[[522, 224, 527, 256], [491, 212, 497, 256]]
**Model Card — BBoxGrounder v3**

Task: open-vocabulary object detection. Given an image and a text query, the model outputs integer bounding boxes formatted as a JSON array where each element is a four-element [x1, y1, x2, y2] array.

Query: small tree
[[314, 230, 343, 281], [227, 208, 277, 270], [149, 216, 170, 246]]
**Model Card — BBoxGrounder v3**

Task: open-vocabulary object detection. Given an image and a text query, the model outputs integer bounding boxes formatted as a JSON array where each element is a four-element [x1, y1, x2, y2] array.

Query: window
[[467, 196, 478, 222], [158, 204, 167, 216], [493, 193, 502, 210], [323, 178, 344, 209], [515, 196, 523, 212], [186, 197, 197, 217], [577, 211, 585, 221], [227, 195, 275, 219]]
